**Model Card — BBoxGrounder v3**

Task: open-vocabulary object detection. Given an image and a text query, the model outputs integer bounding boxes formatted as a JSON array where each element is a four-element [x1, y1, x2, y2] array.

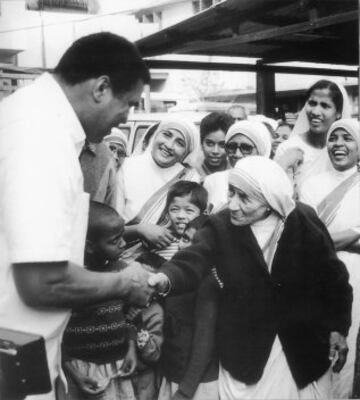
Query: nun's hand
[[148, 272, 171, 295], [138, 224, 174, 249], [276, 147, 304, 175], [329, 331, 348, 373]]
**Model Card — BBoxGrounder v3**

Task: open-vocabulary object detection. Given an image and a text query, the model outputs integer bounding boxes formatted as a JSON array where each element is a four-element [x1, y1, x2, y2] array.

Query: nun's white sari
[[301, 166, 360, 399], [117, 151, 199, 224], [300, 118, 360, 398], [116, 117, 200, 224]]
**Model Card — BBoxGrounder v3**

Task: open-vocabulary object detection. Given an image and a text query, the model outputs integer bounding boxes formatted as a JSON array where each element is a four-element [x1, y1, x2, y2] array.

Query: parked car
[[119, 111, 208, 155]]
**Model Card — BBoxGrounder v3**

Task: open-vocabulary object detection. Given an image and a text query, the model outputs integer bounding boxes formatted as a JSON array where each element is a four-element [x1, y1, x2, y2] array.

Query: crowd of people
[[0, 32, 359, 400]]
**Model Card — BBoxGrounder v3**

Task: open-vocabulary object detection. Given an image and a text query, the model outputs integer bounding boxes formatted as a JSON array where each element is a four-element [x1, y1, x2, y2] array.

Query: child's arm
[[137, 302, 164, 364], [176, 274, 220, 398], [63, 360, 106, 395], [119, 339, 137, 377]]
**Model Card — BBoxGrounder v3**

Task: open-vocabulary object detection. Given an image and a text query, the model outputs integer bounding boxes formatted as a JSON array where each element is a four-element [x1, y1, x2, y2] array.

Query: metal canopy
[[136, 0, 358, 66]]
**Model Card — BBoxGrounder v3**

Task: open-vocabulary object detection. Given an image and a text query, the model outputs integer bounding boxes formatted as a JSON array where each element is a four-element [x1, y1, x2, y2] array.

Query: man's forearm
[[13, 261, 150, 309]]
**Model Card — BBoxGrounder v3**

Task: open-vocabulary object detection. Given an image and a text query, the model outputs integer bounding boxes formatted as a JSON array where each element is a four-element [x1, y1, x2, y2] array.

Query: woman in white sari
[[301, 118, 360, 399], [117, 117, 200, 249], [203, 120, 272, 213], [275, 79, 351, 196]]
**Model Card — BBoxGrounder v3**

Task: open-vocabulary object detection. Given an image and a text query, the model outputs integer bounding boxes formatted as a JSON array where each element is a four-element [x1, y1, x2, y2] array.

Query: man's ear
[[92, 75, 111, 103]]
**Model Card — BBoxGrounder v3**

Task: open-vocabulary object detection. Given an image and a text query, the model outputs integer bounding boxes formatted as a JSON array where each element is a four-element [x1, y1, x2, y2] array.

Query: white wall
[[0, 0, 153, 68], [161, 1, 192, 28]]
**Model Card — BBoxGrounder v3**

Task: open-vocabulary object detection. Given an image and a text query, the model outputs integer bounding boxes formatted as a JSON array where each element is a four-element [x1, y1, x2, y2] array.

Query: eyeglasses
[[225, 142, 255, 155]]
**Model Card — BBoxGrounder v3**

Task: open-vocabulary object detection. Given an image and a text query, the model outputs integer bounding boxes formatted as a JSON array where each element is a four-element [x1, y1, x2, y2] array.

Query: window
[[192, 1, 200, 13], [143, 13, 154, 23], [192, 0, 222, 14]]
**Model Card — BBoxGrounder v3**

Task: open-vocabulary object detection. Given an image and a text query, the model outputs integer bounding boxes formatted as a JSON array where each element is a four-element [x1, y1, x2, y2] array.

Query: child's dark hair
[[185, 214, 209, 231], [87, 201, 123, 242], [200, 112, 235, 143], [165, 181, 208, 213]]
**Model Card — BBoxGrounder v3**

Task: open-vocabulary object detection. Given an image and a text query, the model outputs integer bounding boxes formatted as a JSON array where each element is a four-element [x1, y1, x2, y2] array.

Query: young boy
[[138, 180, 208, 269], [196, 112, 234, 179], [158, 215, 221, 400], [59, 201, 137, 400]]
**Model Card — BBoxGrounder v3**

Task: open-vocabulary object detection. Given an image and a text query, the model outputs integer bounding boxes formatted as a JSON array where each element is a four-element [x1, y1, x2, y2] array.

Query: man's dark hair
[[200, 112, 235, 143], [54, 32, 150, 94], [165, 181, 208, 213], [87, 201, 123, 242]]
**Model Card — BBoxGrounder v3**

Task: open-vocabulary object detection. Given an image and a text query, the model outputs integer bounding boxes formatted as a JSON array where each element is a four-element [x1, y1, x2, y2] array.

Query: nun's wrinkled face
[[225, 134, 259, 168], [151, 129, 187, 168], [327, 128, 359, 172], [228, 185, 269, 226]]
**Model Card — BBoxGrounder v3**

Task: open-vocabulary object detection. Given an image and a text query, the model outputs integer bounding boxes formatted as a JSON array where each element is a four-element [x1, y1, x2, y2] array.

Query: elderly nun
[[151, 156, 352, 399]]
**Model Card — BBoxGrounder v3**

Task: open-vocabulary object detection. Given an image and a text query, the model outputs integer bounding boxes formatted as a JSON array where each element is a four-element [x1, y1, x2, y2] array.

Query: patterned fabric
[[62, 299, 136, 364], [154, 238, 180, 261]]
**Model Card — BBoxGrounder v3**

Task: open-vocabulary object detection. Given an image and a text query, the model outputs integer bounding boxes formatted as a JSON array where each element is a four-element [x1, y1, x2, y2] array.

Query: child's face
[[179, 227, 197, 250], [94, 217, 126, 261], [168, 195, 201, 236]]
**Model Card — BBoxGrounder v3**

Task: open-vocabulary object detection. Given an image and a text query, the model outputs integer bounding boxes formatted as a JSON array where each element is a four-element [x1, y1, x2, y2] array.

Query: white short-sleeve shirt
[[0, 73, 88, 397]]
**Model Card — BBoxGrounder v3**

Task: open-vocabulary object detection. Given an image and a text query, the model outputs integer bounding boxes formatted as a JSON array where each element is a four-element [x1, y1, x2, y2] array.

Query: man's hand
[[148, 272, 171, 294], [138, 224, 174, 249], [119, 262, 155, 307], [329, 331, 348, 373]]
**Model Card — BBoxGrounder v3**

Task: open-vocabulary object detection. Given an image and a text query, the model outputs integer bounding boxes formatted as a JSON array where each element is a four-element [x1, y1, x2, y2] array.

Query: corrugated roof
[[136, 0, 358, 66]]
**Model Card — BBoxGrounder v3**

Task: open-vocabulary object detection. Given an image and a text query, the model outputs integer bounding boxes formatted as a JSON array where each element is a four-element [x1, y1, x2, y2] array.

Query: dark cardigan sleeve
[[178, 274, 220, 398], [304, 205, 353, 336], [160, 223, 217, 295]]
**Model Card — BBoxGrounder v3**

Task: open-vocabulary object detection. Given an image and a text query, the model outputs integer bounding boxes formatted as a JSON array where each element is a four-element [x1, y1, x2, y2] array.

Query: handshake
[[120, 262, 171, 307]]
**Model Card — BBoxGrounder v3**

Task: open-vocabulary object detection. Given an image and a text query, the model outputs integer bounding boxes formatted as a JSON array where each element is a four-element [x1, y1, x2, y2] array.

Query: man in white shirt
[[0, 32, 152, 400]]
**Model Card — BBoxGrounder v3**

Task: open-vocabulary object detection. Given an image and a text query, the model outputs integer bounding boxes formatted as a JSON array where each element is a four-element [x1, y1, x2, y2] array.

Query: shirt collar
[[39, 73, 86, 156]]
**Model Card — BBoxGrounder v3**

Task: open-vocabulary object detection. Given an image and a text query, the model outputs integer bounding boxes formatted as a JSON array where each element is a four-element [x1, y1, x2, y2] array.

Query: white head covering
[[225, 120, 272, 158], [327, 118, 360, 159], [248, 114, 278, 131], [104, 127, 128, 151], [292, 79, 351, 136], [147, 116, 200, 167], [229, 156, 295, 219]]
